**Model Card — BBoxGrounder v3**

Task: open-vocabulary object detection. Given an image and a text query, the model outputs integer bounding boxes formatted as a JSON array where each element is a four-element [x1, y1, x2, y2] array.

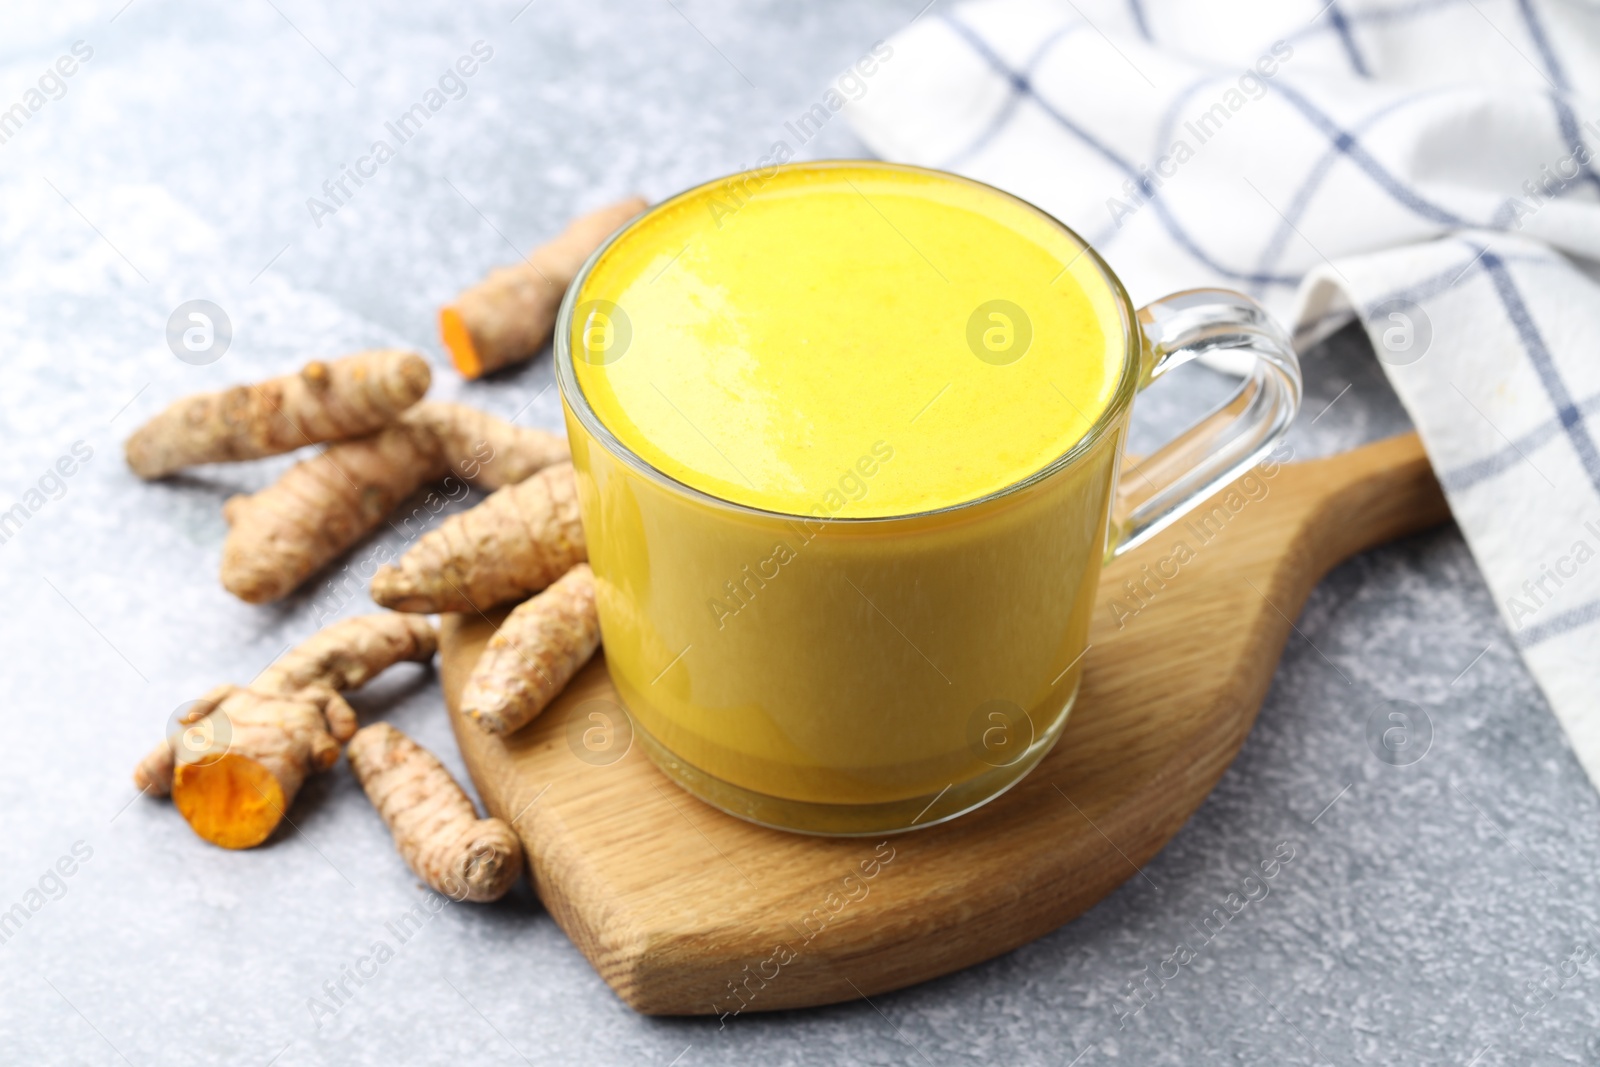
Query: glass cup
[[554, 161, 1300, 835]]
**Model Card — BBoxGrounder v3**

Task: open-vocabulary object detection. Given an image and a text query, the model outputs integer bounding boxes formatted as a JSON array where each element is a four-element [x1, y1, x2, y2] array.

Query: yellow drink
[[572, 163, 1125, 516], [560, 161, 1139, 833]]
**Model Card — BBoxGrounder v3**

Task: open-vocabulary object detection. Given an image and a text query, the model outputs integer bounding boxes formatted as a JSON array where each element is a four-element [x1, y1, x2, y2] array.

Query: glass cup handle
[[1110, 288, 1303, 556]]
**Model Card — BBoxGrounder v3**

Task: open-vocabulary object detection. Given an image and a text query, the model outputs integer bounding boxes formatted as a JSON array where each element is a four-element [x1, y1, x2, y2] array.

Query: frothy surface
[[570, 162, 1125, 517]]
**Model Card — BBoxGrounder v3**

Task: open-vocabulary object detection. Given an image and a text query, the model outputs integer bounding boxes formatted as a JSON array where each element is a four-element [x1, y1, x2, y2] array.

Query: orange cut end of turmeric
[[440, 306, 483, 379], [172, 753, 286, 850]]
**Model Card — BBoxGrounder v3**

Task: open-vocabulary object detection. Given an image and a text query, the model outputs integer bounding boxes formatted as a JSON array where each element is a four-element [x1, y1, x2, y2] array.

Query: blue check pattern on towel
[[845, 0, 1600, 783]]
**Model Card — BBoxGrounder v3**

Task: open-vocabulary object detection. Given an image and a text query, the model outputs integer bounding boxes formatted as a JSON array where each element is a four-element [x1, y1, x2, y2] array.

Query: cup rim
[[553, 159, 1141, 525]]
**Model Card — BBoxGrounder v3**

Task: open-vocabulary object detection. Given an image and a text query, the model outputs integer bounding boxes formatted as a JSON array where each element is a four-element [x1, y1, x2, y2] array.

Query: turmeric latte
[[560, 162, 1132, 823]]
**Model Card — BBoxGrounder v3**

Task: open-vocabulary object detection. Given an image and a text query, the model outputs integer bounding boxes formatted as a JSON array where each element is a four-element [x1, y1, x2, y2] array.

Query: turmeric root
[[220, 419, 440, 604], [253, 611, 438, 698], [219, 402, 567, 604], [170, 686, 353, 849], [134, 613, 438, 849], [402, 401, 571, 491], [440, 196, 648, 379], [132, 683, 236, 796], [370, 462, 584, 613], [460, 564, 600, 735], [346, 723, 523, 902], [125, 350, 431, 479]]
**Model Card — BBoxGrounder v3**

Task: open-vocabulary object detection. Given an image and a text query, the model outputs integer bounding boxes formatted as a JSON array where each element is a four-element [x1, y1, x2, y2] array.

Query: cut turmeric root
[[173, 753, 286, 850], [441, 197, 648, 379], [347, 723, 523, 901], [219, 402, 568, 604], [461, 563, 600, 735], [167, 686, 348, 849], [125, 350, 430, 479], [134, 614, 438, 849], [370, 462, 585, 613], [133, 683, 236, 796]]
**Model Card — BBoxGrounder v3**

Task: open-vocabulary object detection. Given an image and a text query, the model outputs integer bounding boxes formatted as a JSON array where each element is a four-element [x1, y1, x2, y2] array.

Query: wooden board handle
[[1290, 431, 1451, 573]]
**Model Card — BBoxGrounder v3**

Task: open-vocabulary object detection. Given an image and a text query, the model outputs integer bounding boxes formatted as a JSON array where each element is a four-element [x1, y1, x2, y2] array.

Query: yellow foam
[[570, 162, 1123, 516]]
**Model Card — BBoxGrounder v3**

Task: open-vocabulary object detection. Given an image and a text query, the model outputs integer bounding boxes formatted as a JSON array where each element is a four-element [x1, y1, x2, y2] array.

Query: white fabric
[[845, 0, 1600, 785]]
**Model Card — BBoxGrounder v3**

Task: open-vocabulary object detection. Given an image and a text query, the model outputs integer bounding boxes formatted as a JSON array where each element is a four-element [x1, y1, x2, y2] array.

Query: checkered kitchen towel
[[845, 0, 1600, 784]]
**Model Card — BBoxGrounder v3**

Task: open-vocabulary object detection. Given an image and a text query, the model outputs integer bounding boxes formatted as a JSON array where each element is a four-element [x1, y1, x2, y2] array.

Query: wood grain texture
[[440, 433, 1450, 1016]]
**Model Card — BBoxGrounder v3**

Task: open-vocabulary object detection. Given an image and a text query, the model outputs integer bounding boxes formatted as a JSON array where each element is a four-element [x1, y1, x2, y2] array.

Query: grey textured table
[[3, 2, 1598, 1064]]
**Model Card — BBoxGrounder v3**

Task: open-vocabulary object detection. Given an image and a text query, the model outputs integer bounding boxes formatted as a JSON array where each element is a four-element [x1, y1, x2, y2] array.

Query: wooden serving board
[[440, 433, 1449, 1016]]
